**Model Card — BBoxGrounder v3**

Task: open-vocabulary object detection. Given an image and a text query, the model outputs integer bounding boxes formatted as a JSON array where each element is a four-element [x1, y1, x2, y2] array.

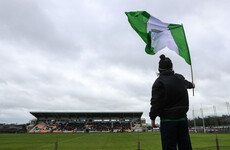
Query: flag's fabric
[[125, 11, 191, 65]]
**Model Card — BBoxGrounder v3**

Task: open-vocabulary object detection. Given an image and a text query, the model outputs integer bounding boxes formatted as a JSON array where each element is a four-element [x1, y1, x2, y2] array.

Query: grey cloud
[[1, 0, 230, 124], [0, 0, 81, 59]]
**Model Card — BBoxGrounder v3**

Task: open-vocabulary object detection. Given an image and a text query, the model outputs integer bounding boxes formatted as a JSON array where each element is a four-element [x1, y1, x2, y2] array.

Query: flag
[[125, 11, 191, 65]]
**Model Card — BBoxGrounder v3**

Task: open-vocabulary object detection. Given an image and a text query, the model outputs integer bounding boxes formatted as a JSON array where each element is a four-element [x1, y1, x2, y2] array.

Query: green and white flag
[[125, 11, 191, 65]]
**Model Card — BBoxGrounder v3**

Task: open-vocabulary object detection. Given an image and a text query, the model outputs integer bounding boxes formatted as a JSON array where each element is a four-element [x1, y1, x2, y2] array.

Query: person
[[149, 54, 195, 150]]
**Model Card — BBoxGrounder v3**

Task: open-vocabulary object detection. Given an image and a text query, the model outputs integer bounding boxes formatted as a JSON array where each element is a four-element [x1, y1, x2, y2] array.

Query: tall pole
[[226, 102, 230, 115], [192, 108, 197, 133], [213, 105, 217, 116], [200, 105, 206, 133]]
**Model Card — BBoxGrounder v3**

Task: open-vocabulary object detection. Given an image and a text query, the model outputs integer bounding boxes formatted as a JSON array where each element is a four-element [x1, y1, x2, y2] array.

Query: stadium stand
[[29, 112, 143, 133]]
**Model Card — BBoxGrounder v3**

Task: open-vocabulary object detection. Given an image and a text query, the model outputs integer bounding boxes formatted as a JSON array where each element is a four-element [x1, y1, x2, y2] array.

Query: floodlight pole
[[226, 102, 230, 115], [200, 105, 206, 133], [192, 108, 197, 133], [213, 105, 217, 116]]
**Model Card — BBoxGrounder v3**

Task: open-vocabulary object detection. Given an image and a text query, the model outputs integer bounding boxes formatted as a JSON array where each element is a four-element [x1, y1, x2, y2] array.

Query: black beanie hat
[[159, 54, 173, 71]]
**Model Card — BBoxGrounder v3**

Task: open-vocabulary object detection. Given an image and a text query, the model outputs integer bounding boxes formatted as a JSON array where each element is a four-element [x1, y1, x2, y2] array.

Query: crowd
[[30, 120, 141, 133]]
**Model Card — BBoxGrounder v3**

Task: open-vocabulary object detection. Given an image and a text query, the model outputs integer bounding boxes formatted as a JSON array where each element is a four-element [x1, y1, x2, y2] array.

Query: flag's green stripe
[[125, 11, 150, 44], [125, 11, 155, 55], [169, 24, 191, 65], [145, 32, 155, 55]]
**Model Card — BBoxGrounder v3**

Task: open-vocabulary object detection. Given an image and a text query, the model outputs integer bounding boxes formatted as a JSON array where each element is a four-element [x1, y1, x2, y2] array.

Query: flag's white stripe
[[147, 16, 179, 54], [147, 16, 169, 33]]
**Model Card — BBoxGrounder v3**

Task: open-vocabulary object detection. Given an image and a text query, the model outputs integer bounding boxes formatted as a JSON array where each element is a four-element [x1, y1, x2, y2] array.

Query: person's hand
[[151, 120, 158, 128], [192, 83, 195, 88]]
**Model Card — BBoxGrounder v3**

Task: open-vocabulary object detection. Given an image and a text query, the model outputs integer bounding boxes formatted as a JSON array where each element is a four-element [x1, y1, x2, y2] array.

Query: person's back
[[149, 54, 194, 150]]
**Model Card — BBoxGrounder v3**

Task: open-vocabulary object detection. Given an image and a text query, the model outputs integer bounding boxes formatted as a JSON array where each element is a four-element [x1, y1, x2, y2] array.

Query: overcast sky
[[0, 0, 230, 124]]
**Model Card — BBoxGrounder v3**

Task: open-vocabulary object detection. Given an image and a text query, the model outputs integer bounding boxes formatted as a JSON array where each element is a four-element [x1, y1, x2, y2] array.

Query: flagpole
[[190, 63, 194, 96], [181, 24, 194, 96]]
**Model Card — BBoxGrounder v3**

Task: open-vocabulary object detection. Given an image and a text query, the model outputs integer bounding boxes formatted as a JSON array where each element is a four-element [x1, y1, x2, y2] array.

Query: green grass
[[0, 132, 230, 150]]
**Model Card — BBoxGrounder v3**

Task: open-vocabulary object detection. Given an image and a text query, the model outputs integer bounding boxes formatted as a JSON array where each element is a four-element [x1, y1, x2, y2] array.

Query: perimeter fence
[[187, 102, 230, 133]]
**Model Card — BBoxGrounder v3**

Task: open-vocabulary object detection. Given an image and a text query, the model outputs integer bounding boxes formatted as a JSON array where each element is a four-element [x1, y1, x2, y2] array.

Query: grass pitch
[[0, 132, 230, 150]]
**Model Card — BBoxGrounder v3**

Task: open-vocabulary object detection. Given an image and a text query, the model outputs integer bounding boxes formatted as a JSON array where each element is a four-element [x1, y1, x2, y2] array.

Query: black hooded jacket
[[149, 70, 193, 120]]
